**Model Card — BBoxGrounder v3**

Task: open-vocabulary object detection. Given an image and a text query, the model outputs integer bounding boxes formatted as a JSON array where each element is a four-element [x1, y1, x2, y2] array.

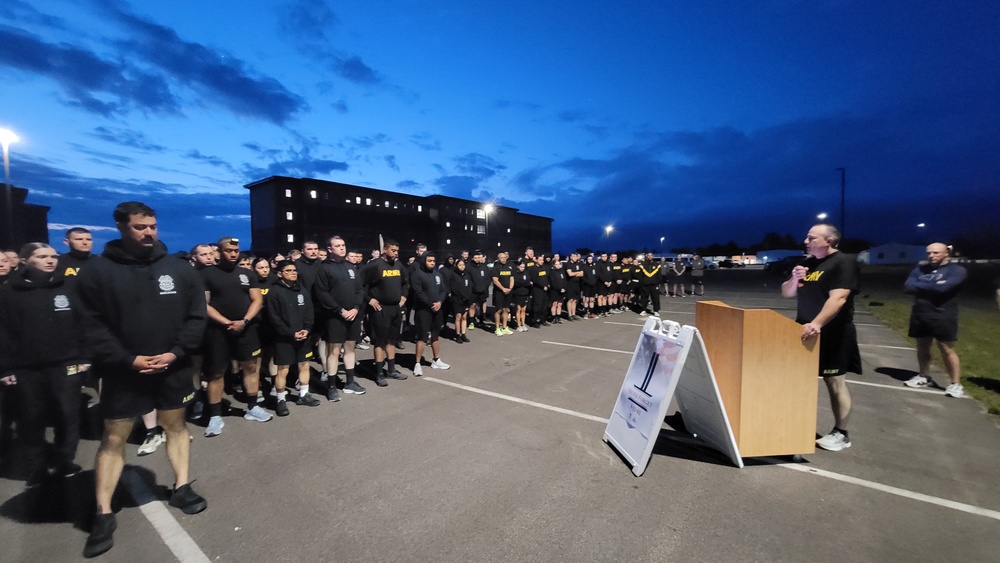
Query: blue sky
[[1, 0, 998, 254]]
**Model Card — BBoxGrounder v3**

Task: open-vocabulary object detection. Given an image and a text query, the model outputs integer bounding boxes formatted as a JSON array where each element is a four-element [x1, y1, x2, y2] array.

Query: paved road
[[3, 269, 998, 562]]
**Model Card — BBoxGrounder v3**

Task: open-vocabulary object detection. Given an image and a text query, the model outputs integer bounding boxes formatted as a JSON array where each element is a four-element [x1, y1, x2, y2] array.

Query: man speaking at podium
[[782, 223, 861, 452]]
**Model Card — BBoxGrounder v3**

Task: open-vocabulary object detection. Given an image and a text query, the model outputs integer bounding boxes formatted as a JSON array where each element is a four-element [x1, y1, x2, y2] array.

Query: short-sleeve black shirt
[[202, 265, 259, 320], [795, 252, 859, 326]]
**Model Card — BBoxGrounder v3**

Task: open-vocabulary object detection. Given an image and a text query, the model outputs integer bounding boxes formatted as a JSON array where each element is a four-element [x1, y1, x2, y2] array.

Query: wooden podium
[[694, 301, 818, 457]]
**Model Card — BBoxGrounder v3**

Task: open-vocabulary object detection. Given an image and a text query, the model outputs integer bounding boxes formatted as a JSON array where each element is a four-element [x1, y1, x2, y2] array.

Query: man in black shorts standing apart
[[360, 239, 409, 385], [782, 223, 861, 452], [316, 236, 372, 400], [410, 252, 451, 375], [202, 236, 269, 434], [76, 202, 207, 557], [564, 252, 583, 320], [902, 243, 967, 398], [491, 251, 514, 336]]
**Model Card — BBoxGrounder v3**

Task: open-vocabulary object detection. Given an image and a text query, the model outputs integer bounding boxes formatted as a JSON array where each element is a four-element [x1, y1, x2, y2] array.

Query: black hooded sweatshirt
[[410, 259, 447, 311], [265, 279, 315, 341], [74, 240, 207, 372], [0, 267, 86, 375]]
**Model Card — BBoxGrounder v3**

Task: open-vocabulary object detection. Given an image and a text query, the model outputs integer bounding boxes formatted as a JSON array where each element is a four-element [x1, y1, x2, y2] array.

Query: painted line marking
[[421, 378, 998, 521], [422, 377, 608, 423], [765, 460, 1000, 522], [861, 344, 916, 351], [541, 341, 633, 355], [122, 468, 212, 563], [847, 379, 965, 397], [604, 321, 646, 327]]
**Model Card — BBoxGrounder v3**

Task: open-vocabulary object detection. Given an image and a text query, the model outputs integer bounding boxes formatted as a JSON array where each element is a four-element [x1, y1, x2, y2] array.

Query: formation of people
[[0, 201, 978, 558]]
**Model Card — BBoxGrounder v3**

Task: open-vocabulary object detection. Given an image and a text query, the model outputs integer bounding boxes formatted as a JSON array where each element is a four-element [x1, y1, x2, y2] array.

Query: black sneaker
[[169, 482, 207, 515], [275, 400, 289, 417], [395, 342, 406, 350], [187, 400, 204, 422], [297, 394, 321, 407], [375, 374, 388, 387], [83, 513, 117, 558], [25, 466, 48, 489], [385, 369, 407, 381], [326, 387, 341, 402], [57, 461, 82, 478], [343, 380, 367, 395], [461, 334, 471, 343]]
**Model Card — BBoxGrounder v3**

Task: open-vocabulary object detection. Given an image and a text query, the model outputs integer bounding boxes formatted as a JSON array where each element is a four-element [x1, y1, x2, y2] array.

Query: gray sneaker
[[204, 416, 224, 437], [343, 381, 367, 395], [243, 405, 273, 423], [816, 430, 851, 452], [137, 429, 165, 456]]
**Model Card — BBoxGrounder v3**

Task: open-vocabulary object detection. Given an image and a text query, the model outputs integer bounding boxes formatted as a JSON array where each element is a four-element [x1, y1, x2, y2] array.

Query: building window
[[385, 201, 390, 207], [309, 190, 317, 199], [477, 209, 486, 219], [366, 198, 372, 206], [417, 205, 422, 212], [287, 234, 295, 243], [286, 212, 293, 221], [284, 189, 292, 198], [446, 221, 451, 227], [355, 196, 361, 204], [507, 228, 511, 233], [446, 239, 451, 245], [346, 199, 351, 203], [477, 225, 486, 235]]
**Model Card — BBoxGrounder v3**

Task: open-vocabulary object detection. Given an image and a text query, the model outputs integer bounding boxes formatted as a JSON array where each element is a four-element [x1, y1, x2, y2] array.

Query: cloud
[[48, 222, 118, 233], [494, 100, 541, 112], [185, 150, 239, 175], [396, 180, 421, 191], [241, 141, 348, 180], [0, 25, 179, 117], [278, 0, 381, 86], [410, 132, 442, 151], [384, 155, 400, 172], [453, 153, 506, 180], [89, 126, 167, 152], [433, 176, 479, 200], [102, 3, 306, 125], [204, 214, 251, 221], [0, 0, 68, 30]]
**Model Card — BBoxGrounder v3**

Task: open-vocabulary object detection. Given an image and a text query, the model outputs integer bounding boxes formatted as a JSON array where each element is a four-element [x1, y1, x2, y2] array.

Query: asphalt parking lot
[[2, 269, 998, 562]]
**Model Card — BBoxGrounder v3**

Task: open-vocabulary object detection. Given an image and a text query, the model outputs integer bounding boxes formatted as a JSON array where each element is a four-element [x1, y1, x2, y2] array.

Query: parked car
[[764, 256, 804, 276], [718, 259, 744, 268]]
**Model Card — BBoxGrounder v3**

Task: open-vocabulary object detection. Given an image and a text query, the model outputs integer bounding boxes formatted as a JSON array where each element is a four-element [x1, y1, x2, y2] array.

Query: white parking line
[[122, 468, 212, 562], [860, 343, 916, 351], [540, 341, 633, 355], [421, 377, 999, 522]]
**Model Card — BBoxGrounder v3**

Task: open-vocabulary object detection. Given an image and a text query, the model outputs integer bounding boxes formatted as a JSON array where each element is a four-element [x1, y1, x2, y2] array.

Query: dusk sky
[[1, 0, 998, 254]]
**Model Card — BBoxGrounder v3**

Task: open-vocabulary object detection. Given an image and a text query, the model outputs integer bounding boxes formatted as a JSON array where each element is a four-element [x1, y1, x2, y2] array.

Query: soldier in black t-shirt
[[782, 224, 860, 453], [564, 253, 584, 320], [202, 236, 269, 434], [491, 252, 515, 335]]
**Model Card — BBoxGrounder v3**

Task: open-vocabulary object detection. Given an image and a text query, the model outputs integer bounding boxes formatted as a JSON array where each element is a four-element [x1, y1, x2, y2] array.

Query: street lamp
[[0, 128, 19, 248], [817, 212, 828, 221], [604, 225, 614, 239], [483, 203, 495, 251]]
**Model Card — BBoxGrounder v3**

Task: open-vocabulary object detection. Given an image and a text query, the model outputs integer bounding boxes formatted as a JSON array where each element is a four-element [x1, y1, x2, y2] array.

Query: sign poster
[[603, 317, 690, 476]]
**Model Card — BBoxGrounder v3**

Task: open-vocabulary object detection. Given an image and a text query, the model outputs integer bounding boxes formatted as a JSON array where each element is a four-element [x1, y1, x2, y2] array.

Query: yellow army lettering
[[804, 271, 824, 282], [64, 267, 79, 277], [382, 269, 401, 277], [499, 269, 511, 276]]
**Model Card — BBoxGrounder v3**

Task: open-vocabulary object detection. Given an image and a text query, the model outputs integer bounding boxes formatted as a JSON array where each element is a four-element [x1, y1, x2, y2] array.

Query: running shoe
[[355, 341, 370, 350], [83, 513, 117, 558], [495, 328, 504, 337], [243, 405, 273, 423], [204, 416, 225, 437], [297, 394, 321, 407], [138, 429, 165, 456], [375, 374, 388, 387], [431, 359, 451, 370], [413, 363, 423, 377], [385, 369, 407, 380], [816, 430, 851, 452], [343, 381, 367, 395], [945, 383, 965, 398], [275, 400, 290, 417], [169, 482, 207, 514], [502, 326, 514, 335], [461, 334, 471, 343], [904, 374, 929, 388], [327, 387, 342, 402]]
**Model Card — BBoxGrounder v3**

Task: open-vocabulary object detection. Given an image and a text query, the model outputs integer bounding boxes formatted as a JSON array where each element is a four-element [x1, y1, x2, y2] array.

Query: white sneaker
[[137, 430, 165, 456], [204, 416, 225, 437], [431, 359, 451, 370], [639, 311, 649, 317], [945, 383, 965, 398], [816, 430, 851, 452], [904, 374, 929, 388], [413, 363, 423, 377]]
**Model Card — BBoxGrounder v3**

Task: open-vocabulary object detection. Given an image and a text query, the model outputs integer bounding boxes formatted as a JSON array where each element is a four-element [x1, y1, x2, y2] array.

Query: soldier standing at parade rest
[[360, 239, 409, 385], [491, 251, 515, 336]]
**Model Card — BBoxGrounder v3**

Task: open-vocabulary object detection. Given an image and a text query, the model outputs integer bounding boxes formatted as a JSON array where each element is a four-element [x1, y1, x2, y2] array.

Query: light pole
[[0, 128, 19, 249], [836, 167, 845, 233], [604, 225, 614, 240], [817, 212, 828, 221]]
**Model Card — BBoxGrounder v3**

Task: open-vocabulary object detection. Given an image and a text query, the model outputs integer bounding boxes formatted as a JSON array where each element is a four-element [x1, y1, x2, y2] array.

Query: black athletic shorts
[[367, 304, 401, 348], [908, 312, 958, 342], [493, 289, 512, 310], [99, 360, 198, 420], [597, 282, 611, 296], [513, 292, 530, 307], [548, 288, 564, 303], [273, 339, 315, 366], [414, 308, 443, 342], [451, 297, 471, 311], [581, 283, 596, 298], [325, 315, 362, 344], [566, 282, 581, 301], [472, 291, 488, 306], [203, 324, 262, 378], [817, 322, 862, 377]]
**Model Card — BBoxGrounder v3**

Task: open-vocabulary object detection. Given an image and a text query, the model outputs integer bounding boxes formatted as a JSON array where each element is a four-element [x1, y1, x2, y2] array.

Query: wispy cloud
[[242, 141, 348, 180], [278, 0, 380, 85], [89, 126, 167, 152], [384, 155, 400, 172], [410, 132, 442, 151], [48, 222, 118, 233]]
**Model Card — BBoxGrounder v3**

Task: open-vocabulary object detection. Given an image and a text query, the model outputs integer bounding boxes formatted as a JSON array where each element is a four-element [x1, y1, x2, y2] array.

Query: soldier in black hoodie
[[315, 236, 371, 400], [468, 250, 491, 329], [0, 243, 86, 487], [449, 258, 473, 343], [409, 252, 451, 376], [74, 202, 208, 558], [266, 261, 319, 416]]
